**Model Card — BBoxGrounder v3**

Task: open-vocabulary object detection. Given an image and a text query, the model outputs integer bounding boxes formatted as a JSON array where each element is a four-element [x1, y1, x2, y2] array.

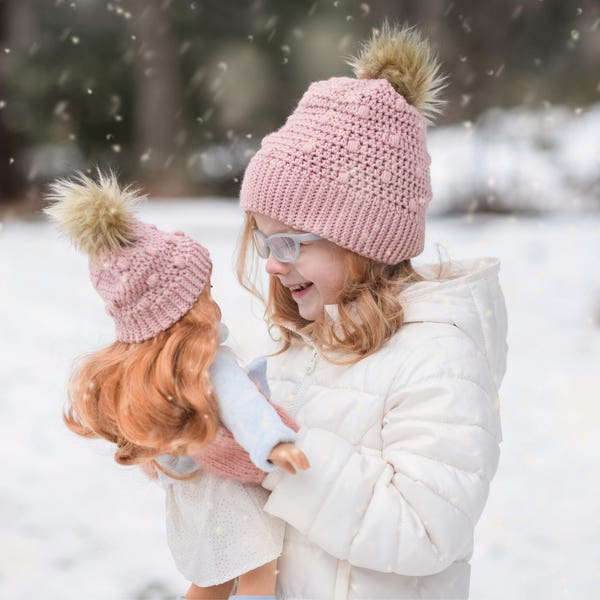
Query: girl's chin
[[292, 286, 326, 321], [296, 300, 322, 322]]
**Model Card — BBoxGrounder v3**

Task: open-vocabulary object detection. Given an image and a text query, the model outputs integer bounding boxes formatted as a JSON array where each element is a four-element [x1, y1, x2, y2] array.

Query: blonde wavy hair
[[236, 212, 450, 365], [64, 286, 222, 476]]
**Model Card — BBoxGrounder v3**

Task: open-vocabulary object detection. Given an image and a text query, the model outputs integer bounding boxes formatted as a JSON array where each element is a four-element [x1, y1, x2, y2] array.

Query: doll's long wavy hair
[[64, 286, 222, 471], [236, 212, 454, 365]]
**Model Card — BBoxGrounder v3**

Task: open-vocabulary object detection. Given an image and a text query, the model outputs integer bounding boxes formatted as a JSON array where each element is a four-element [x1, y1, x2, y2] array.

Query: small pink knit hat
[[44, 172, 212, 343], [240, 24, 446, 264]]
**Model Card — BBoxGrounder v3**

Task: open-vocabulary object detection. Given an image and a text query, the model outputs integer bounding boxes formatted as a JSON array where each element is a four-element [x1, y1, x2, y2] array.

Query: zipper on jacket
[[290, 348, 319, 415], [305, 348, 318, 375]]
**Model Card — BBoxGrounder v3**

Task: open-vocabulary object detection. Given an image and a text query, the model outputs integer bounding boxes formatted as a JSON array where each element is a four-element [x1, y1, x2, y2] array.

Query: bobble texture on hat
[[45, 172, 212, 342], [90, 222, 211, 342], [241, 77, 430, 264], [240, 24, 446, 265]]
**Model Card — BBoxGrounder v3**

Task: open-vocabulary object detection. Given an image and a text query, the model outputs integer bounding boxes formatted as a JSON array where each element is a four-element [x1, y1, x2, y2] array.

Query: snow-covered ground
[[1, 200, 599, 599]]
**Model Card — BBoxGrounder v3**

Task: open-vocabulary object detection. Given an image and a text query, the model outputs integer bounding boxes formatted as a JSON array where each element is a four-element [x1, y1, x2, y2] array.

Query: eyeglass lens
[[270, 236, 298, 262], [252, 230, 300, 262]]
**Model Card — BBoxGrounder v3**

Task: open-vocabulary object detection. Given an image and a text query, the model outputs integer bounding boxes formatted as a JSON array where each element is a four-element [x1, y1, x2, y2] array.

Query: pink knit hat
[[44, 172, 212, 343], [240, 25, 446, 264]]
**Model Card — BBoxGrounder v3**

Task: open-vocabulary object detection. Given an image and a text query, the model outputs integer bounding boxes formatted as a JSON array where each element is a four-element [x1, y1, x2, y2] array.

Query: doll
[[45, 171, 310, 600]]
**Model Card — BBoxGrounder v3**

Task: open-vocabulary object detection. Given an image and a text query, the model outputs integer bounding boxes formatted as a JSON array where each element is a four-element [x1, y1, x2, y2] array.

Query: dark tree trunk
[[129, 0, 186, 195], [0, 0, 25, 203]]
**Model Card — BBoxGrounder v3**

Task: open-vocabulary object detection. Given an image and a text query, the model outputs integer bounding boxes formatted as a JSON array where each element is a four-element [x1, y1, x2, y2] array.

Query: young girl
[[44, 172, 310, 600], [236, 24, 508, 599]]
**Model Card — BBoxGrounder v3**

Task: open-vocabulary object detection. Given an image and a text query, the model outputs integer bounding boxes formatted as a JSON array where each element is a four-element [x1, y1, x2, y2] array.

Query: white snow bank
[[428, 103, 600, 214]]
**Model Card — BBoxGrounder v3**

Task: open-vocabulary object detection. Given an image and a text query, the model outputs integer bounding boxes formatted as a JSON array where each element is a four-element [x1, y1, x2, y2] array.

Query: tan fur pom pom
[[348, 22, 448, 123], [44, 170, 145, 256]]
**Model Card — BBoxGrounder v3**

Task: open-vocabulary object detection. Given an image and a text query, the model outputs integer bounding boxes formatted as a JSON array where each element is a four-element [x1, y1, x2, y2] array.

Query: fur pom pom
[[44, 170, 145, 256], [348, 23, 448, 123]]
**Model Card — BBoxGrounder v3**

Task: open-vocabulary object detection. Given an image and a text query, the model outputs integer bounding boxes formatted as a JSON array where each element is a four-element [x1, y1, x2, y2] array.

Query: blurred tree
[[129, 0, 185, 194], [0, 0, 598, 208], [0, 0, 25, 203]]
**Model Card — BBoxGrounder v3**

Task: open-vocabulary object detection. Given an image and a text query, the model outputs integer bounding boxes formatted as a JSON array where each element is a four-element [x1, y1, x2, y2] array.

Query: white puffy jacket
[[260, 257, 508, 600]]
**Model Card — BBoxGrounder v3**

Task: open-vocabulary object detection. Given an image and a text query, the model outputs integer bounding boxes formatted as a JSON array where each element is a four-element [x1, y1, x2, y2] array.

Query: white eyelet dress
[[155, 327, 297, 587], [158, 460, 285, 586]]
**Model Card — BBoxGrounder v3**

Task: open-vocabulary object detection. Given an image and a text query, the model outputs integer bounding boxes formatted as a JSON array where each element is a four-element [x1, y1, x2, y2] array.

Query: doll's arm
[[245, 358, 309, 473], [245, 356, 271, 397], [209, 346, 298, 472], [262, 333, 502, 576]]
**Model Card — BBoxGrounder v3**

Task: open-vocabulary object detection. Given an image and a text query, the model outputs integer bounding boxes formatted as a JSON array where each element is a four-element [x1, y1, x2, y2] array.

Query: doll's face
[[253, 213, 348, 321]]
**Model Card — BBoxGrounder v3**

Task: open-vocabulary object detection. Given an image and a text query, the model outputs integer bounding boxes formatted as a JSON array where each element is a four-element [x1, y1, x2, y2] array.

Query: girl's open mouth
[[290, 282, 313, 298]]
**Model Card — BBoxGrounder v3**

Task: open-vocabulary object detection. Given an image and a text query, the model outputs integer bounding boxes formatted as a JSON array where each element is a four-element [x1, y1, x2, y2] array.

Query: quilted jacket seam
[[390, 373, 494, 402], [383, 413, 497, 440], [385, 330, 479, 397], [271, 376, 380, 398], [393, 470, 476, 528], [390, 447, 491, 481]]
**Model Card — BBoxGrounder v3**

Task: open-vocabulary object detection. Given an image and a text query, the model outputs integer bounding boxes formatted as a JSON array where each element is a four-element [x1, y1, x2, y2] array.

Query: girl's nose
[[265, 254, 290, 276]]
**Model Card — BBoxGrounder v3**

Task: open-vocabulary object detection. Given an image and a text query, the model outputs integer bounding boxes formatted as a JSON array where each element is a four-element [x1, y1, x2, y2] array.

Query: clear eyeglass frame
[[251, 228, 323, 263]]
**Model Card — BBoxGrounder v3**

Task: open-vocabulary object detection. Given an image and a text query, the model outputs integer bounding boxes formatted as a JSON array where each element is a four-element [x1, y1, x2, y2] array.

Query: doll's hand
[[268, 442, 310, 475]]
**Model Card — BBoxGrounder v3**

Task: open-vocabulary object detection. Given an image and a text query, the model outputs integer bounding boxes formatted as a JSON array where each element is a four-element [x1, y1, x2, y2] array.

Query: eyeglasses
[[251, 228, 323, 263]]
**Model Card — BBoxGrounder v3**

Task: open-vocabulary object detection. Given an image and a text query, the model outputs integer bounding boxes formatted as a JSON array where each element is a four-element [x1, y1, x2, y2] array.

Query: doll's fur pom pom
[[348, 23, 447, 123], [44, 170, 144, 256]]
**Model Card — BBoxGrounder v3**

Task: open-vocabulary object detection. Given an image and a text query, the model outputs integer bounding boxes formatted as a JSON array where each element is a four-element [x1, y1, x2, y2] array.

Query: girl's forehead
[[253, 213, 302, 235]]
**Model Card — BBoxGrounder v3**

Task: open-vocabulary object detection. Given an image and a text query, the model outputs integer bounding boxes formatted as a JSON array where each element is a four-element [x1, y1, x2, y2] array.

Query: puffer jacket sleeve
[[262, 332, 503, 576]]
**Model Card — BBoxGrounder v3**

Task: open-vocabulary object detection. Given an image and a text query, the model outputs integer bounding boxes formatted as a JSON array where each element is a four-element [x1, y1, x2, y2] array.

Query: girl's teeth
[[292, 283, 310, 291]]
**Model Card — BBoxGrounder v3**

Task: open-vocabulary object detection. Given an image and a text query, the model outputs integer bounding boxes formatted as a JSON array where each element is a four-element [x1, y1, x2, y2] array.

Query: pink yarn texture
[[240, 76, 432, 264], [192, 401, 299, 484], [90, 221, 212, 342]]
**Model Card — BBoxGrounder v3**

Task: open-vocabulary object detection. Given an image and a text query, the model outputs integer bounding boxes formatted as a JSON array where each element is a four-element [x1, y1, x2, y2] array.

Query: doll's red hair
[[64, 286, 222, 468]]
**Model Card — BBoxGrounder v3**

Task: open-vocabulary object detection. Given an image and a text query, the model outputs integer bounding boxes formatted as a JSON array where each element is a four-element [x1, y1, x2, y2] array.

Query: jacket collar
[[278, 257, 508, 386]]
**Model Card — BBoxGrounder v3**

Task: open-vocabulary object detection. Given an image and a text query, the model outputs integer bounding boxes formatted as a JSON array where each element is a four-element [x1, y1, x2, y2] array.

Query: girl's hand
[[268, 442, 310, 475]]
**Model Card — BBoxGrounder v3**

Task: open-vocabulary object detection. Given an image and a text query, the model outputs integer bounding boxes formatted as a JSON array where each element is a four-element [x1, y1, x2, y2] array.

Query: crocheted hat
[[240, 24, 446, 264], [44, 172, 212, 343]]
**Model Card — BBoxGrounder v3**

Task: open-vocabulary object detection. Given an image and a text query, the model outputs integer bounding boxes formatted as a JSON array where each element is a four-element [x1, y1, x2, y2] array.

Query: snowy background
[[1, 107, 600, 598]]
